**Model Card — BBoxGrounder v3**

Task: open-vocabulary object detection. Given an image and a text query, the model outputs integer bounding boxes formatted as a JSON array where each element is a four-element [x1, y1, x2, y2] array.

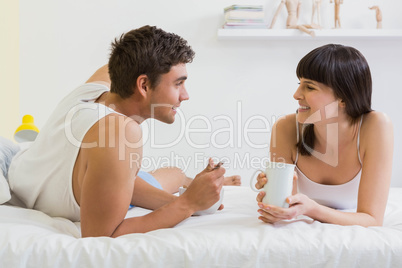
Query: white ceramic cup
[[179, 187, 224, 216], [250, 161, 295, 208]]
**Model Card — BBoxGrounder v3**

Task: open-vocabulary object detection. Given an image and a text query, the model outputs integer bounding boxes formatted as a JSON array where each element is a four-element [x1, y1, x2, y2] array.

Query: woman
[[255, 44, 393, 227]]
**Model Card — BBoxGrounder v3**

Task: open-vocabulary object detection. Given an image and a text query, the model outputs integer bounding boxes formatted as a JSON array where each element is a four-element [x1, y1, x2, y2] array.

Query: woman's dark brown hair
[[296, 44, 373, 156], [108, 25, 195, 99]]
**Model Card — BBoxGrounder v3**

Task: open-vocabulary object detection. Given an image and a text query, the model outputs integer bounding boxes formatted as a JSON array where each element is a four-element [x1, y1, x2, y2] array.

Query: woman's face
[[293, 78, 342, 125]]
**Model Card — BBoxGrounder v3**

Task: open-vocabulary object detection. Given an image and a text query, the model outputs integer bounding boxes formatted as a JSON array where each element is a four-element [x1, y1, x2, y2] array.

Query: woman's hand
[[257, 192, 319, 223], [254, 171, 297, 192], [255, 171, 316, 223], [254, 172, 268, 190]]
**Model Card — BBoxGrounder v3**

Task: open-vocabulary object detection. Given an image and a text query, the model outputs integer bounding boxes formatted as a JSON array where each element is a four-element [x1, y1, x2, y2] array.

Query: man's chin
[[158, 117, 175, 124]]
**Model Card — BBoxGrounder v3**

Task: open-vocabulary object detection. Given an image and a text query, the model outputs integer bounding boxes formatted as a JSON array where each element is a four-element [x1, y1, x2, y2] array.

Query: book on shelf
[[224, 5, 263, 12], [222, 25, 268, 29], [223, 22, 268, 29], [225, 10, 264, 20], [223, 4, 267, 29]]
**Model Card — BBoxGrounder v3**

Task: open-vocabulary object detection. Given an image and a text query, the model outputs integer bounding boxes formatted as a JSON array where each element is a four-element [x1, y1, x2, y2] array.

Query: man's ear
[[136, 74, 149, 98]]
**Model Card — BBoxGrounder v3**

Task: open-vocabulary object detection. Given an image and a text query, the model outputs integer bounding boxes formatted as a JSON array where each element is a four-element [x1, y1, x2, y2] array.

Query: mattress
[[1, 186, 402, 267]]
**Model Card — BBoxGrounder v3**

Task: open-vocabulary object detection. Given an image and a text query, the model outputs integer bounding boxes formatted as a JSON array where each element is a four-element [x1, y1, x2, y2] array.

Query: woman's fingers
[[258, 203, 297, 220], [256, 191, 265, 202], [258, 209, 286, 223], [255, 173, 267, 189]]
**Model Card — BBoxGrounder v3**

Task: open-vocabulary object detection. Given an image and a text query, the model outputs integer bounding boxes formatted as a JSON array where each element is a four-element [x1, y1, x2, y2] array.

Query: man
[[9, 25, 234, 237]]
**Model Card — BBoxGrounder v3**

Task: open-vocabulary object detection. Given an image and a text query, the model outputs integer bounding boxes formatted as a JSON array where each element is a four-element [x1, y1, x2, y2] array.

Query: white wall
[[0, 0, 19, 139], [20, 0, 402, 187]]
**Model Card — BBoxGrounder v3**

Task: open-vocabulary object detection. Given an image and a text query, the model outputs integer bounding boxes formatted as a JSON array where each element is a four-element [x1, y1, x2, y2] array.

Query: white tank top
[[294, 116, 363, 210], [9, 83, 117, 221]]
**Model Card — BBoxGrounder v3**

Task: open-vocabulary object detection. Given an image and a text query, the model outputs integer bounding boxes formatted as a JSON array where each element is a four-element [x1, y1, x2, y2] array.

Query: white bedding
[[1, 186, 402, 268]]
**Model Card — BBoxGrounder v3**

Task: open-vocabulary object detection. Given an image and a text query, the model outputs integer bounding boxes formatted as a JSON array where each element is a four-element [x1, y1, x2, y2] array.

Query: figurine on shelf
[[330, 0, 343, 28], [311, 0, 322, 27], [369, 6, 382, 29], [270, 0, 319, 37]]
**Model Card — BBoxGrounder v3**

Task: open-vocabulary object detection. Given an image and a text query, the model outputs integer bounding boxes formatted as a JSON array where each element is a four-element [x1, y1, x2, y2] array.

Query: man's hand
[[180, 158, 225, 212]]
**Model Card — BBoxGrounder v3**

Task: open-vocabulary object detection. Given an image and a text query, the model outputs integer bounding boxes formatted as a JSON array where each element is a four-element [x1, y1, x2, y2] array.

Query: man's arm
[[79, 114, 141, 237], [86, 64, 111, 87], [131, 177, 177, 209], [79, 114, 225, 237], [111, 160, 225, 237]]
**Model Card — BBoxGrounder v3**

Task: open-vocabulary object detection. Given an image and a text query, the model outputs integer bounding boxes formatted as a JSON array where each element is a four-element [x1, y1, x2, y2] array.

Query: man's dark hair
[[108, 25, 195, 98]]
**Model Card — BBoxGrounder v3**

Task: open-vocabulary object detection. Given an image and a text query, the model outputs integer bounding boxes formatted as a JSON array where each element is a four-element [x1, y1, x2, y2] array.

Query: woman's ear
[[339, 99, 346, 108]]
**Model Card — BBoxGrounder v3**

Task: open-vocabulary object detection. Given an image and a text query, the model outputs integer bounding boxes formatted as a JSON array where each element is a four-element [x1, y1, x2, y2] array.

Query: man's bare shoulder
[[85, 113, 142, 144], [81, 113, 143, 165]]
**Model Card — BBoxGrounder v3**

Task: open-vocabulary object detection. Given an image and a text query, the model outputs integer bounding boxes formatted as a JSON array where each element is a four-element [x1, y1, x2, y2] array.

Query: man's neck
[[97, 91, 147, 124]]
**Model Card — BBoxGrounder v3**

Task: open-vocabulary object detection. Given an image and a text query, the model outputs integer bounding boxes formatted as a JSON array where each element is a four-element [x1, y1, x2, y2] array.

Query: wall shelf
[[217, 28, 402, 40]]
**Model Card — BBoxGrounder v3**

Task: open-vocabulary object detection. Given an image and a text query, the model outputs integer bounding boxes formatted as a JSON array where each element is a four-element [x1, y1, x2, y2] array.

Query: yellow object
[[14, 115, 39, 143]]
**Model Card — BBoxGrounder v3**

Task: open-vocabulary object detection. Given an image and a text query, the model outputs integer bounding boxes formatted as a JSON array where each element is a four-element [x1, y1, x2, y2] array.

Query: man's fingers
[[205, 158, 225, 172], [205, 158, 215, 171]]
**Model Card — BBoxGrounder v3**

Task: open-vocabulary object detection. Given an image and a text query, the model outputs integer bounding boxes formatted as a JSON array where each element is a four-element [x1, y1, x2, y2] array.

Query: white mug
[[179, 187, 224, 216], [250, 161, 295, 208]]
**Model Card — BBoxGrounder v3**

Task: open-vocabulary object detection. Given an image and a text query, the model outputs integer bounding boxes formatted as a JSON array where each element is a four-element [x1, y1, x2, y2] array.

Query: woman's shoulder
[[273, 113, 298, 129], [361, 111, 393, 144], [362, 111, 393, 130], [273, 114, 297, 134], [270, 113, 299, 163], [272, 113, 298, 142]]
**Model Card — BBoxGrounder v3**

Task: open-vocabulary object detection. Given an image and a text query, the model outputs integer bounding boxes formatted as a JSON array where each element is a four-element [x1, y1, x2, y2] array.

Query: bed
[[1, 185, 402, 267]]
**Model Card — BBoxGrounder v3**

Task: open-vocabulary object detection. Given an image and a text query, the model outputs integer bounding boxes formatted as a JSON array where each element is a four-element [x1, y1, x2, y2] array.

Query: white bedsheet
[[1, 186, 402, 268]]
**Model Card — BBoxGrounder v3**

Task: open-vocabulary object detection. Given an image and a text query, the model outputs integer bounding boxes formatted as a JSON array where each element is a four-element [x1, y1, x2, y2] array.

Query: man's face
[[148, 63, 189, 124]]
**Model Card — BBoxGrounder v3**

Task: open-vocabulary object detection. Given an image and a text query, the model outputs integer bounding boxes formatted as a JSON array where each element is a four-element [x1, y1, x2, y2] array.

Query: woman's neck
[[313, 115, 357, 150]]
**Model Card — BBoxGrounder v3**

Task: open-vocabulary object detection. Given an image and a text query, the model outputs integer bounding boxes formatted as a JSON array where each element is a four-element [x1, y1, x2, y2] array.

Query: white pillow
[[0, 136, 20, 204], [0, 173, 11, 204]]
